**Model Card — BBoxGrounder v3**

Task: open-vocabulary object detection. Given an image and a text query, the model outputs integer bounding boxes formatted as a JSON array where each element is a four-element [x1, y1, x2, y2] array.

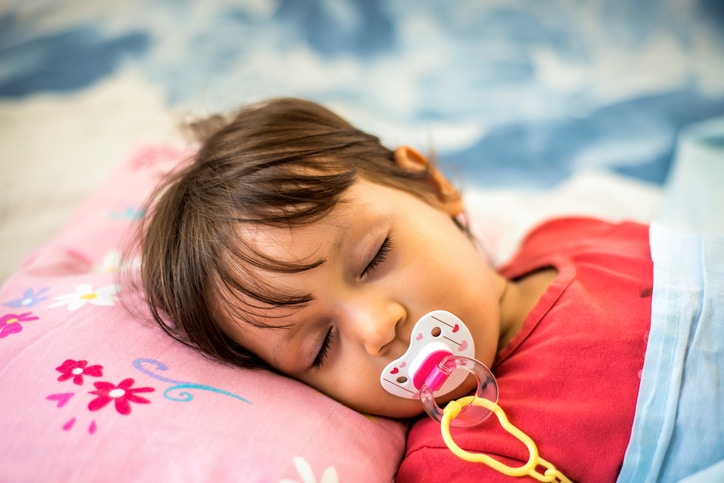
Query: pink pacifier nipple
[[380, 310, 499, 427]]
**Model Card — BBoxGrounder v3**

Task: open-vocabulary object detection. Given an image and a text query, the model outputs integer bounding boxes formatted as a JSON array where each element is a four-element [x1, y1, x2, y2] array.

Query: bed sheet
[[619, 117, 724, 482], [618, 223, 724, 482], [618, 117, 724, 482]]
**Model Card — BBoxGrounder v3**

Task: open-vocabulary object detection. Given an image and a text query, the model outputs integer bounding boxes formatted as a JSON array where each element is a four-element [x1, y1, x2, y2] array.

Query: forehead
[[239, 179, 392, 263], [241, 203, 350, 266]]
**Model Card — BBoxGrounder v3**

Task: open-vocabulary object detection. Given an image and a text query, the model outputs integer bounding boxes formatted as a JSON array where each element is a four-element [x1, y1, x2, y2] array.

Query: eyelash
[[362, 235, 392, 277], [312, 236, 392, 368], [312, 327, 334, 368]]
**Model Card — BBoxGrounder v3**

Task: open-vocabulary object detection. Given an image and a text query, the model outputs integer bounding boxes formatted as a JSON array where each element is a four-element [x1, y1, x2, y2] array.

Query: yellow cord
[[441, 396, 572, 483]]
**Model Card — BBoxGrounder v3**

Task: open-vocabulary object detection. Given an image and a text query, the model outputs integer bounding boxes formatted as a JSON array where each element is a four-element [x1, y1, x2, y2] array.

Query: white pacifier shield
[[381, 310, 475, 399]]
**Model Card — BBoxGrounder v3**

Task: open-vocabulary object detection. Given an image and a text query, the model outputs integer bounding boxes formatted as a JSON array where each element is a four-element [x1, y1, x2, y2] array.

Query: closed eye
[[312, 327, 334, 369], [362, 235, 392, 278]]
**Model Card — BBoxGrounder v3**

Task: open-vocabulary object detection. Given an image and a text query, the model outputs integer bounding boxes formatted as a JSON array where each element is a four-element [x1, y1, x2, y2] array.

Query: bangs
[[210, 235, 323, 330], [205, 163, 358, 330]]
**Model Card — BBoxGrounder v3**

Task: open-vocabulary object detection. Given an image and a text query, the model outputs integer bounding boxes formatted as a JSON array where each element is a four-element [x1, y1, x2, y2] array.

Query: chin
[[356, 397, 427, 420], [354, 376, 480, 419]]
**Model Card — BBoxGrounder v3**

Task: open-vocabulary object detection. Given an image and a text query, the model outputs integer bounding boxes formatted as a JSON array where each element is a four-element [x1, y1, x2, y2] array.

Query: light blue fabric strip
[[678, 460, 724, 483], [618, 223, 724, 482], [657, 116, 724, 234]]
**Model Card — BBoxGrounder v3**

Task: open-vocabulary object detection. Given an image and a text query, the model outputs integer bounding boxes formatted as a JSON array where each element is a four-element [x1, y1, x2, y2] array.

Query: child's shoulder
[[520, 216, 648, 250], [499, 216, 650, 272]]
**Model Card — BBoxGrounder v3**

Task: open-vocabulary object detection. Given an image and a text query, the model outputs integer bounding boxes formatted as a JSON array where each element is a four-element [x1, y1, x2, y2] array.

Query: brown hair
[[138, 98, 458, 369]]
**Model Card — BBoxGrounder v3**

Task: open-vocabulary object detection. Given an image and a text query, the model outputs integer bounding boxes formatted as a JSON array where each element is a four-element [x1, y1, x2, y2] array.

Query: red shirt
[[397, 218, 653, 482]]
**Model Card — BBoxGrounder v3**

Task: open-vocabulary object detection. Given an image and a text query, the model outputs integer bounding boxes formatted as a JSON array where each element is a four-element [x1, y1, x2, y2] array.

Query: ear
[[393, 146, 464, 216]]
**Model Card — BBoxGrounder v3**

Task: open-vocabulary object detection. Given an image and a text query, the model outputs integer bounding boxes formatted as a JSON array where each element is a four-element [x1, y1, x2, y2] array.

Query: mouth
[[380, 310, 476, 400]]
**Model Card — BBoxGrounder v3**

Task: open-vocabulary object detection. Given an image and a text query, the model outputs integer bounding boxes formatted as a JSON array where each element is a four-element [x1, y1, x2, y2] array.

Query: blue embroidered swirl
[[133, 358, 252, 404]]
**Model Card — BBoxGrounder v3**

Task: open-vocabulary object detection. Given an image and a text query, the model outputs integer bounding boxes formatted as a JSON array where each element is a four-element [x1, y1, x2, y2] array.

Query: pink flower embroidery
[[56, 359, 103, 385], [0, 312, 38, 338], [88, 378, 154, 415]]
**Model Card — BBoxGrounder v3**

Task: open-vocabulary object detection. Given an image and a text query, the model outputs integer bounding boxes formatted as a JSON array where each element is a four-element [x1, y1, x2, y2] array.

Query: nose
[[360, 319, 397, 357], [337, 299, 404, 356]]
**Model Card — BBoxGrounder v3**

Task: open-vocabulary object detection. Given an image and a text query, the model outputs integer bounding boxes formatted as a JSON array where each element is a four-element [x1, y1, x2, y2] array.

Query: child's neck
[[497, 267, 558, 351]]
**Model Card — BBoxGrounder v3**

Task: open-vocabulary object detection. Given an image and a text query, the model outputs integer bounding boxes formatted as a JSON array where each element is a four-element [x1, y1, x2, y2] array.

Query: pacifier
[[381, 312, 572, 481], [380, 310, 498, 427]]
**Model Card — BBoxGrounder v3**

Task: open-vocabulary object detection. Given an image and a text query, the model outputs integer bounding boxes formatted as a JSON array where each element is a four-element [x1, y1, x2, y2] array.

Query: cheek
[[315, 366, 425, 417], [411, 236, 502, 367], [399, 240, 487, 306], [324, 367, 379, 404], [340, 387, 427, 418], [407, 225, 481, 279]]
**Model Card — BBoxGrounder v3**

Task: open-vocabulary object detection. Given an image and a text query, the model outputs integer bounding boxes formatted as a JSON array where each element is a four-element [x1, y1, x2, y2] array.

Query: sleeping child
[[132, 97, 723, 482]]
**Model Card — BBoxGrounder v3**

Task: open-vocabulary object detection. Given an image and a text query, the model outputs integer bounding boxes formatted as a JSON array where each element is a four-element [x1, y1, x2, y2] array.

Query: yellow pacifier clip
[[441, 396, 572, 482]]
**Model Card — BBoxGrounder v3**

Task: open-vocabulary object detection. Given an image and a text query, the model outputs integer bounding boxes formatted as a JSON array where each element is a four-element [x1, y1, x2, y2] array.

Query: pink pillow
[[0, 146, 407, 482]]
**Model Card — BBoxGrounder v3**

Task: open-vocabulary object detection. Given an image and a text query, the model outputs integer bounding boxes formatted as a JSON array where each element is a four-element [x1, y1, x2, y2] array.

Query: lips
[[380, 310, 476, 400]]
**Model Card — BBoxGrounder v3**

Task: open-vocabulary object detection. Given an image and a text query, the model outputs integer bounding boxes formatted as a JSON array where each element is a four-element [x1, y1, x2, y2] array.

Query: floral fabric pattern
[[2, 287, 50, 308], [47, 359, 155, 434], [88, 378, 154, 415], [48, 284, 119, 311], [0, 312, 39, 338], [44, 356, 250, 435], [279, 457, 339, 483], [93, 251, 141, 274], [56, 359, 103, 385]]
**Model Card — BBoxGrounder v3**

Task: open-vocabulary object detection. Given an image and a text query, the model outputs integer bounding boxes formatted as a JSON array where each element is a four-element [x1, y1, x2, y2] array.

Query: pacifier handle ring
[[441, 396, 573, 483], [418, 355, 499, 428]]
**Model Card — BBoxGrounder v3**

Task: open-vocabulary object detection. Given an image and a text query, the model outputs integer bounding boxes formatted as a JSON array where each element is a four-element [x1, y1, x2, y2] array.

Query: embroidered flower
[[279, 457, 339, 483], [56, 359, 103, 385], [48, 284, 119, 311], [94, 251, 122, 273], [88, 378, 154, 415], [0, 312, 39, 338], [3, 287, 50, 308], [94, 251, 140, 274]]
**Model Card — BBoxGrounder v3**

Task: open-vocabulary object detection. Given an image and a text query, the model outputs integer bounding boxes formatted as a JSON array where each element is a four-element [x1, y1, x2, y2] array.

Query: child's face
[[220, 179, 506, 418]]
